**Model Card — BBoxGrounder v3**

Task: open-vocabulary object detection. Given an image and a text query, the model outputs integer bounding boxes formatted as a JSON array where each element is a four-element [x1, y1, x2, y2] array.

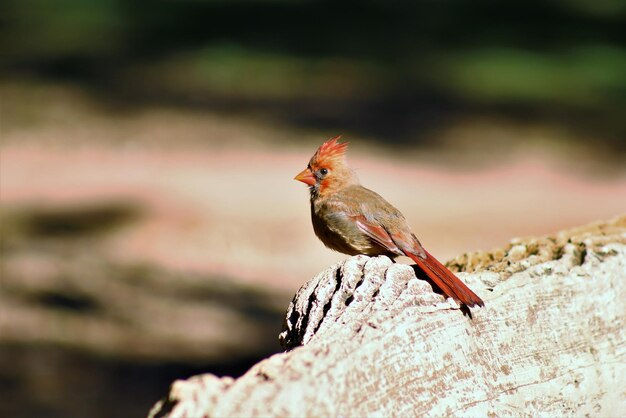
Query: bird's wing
[[353, 212, 483, 306], [352, 214, 404, 255], [329, 187, 483, 307], [326, 186, 417, 257]]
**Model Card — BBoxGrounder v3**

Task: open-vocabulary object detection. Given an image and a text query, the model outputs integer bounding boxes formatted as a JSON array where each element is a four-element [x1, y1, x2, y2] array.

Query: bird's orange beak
[[294, 168, 316, 186]]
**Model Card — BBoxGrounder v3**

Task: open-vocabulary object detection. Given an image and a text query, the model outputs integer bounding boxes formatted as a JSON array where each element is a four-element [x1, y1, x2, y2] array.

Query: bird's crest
[[311, 135, 349, 167]]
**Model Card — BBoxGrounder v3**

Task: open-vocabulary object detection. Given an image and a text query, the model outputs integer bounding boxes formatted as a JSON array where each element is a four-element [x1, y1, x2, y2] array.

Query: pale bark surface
[[150, 216, 626, 418]]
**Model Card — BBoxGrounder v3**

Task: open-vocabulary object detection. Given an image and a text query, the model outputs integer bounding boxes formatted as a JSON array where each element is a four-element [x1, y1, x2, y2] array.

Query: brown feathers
[[295, 136, 485, 309]]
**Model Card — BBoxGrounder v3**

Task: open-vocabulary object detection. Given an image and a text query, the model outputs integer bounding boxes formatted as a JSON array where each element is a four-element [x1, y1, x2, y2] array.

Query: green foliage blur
[[2, 0, 626, 145]]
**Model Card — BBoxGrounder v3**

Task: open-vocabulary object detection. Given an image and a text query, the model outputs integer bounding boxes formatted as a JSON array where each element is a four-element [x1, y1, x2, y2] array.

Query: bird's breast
[[310, 200, 390, 257]]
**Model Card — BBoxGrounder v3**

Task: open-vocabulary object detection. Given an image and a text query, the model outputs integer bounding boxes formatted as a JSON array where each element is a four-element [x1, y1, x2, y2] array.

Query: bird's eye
[[319, 168, 329, 176]]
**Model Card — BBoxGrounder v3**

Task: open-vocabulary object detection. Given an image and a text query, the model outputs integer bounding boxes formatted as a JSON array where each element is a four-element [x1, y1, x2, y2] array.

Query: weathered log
[[149, 216, 625, 417]]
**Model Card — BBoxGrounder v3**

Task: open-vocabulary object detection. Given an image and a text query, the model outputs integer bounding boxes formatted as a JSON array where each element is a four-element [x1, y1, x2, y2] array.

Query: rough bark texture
[[149, 216, 626, 418]]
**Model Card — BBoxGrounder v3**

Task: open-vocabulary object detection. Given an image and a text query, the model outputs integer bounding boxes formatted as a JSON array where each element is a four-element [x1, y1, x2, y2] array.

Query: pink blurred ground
[[2, 83, 625, 291], [3, 145, 625, 292]]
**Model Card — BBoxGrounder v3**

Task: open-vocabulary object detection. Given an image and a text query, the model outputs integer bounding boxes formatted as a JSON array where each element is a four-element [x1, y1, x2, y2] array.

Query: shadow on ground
[[0, 203, 290, 418], [0, 343, 278, 418]]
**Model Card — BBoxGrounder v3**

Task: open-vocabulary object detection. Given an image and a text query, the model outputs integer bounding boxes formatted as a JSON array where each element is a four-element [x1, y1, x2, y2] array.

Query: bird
[[294, 135, 484, 308]]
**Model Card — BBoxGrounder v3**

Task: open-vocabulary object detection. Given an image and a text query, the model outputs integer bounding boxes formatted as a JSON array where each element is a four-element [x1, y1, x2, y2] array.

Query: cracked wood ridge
[[150, 215, 626, 418]]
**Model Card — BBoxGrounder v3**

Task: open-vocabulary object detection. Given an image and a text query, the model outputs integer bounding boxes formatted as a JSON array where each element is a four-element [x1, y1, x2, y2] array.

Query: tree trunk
[[149, 216, 626, 417]]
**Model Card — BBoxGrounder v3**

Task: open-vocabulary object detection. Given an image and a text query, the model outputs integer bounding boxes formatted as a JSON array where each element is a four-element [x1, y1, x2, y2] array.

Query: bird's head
[[294, 135, 358, 197]]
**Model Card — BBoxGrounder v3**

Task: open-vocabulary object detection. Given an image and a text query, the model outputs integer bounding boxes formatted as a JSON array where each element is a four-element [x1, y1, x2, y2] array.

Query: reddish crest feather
[[311, 135, 349, 168]]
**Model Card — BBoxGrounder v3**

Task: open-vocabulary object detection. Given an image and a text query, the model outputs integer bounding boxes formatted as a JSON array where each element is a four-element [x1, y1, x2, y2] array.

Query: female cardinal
[[294, 136, 484, 307]]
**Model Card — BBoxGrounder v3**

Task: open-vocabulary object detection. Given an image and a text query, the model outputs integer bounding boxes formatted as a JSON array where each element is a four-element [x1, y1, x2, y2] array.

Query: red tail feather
[[407, 250, 484, 307]]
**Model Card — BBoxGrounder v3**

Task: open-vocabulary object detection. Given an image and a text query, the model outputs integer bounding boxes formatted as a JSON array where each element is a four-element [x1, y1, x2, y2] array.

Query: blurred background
[[1, 1, 625, 417]]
